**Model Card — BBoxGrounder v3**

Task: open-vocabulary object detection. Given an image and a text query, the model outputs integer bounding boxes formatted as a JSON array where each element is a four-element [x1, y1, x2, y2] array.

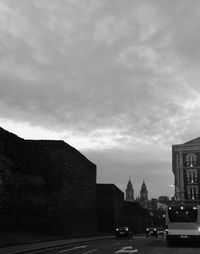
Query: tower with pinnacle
[[125, 177, 134, 201], [139, 179, 148, 208]]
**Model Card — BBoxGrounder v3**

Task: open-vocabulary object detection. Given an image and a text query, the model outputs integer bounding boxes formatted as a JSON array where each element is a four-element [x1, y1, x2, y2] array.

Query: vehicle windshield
[[168, 206, 198, 223]]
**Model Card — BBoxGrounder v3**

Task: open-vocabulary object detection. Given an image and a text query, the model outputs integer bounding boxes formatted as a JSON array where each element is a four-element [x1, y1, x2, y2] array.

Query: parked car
[[115, 226, 133, 239], [146, 227, 158, 238]]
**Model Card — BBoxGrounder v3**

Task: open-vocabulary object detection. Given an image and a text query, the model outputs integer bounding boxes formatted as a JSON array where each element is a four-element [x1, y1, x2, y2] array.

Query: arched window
[[186, 169, 198, 183], [186, 153, 197, 167]]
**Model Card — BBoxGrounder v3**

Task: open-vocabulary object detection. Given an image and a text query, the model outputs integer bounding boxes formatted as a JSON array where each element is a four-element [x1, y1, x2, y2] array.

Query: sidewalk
[[0, 235, 114, 254]]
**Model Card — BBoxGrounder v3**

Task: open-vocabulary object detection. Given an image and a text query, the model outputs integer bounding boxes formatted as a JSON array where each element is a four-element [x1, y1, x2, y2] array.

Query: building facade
[[125, 178, 134, 201], [172, 137, 200, 201]]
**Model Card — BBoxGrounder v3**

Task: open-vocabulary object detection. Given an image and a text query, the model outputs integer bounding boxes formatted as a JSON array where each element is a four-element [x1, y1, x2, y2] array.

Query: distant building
[[158, 196, 169, 203], [150, 197, 169, 211], [157, 201, 167, 211], [125, 177, 134, 201], [172, 137, 200, 201], [150, 198, 158, 210], [139, 180, 149, 208]]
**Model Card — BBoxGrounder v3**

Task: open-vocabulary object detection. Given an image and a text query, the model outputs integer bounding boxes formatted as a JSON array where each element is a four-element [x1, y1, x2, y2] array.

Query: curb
[[0, 236, 114, 254]]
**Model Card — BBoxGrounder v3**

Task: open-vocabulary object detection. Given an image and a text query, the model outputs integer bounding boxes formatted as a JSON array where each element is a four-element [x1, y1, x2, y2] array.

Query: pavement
[[0, 235, 114, 254]]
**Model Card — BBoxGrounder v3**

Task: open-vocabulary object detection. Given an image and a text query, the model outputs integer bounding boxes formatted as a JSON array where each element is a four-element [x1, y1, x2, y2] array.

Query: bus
[[165, 201, 200, 244]]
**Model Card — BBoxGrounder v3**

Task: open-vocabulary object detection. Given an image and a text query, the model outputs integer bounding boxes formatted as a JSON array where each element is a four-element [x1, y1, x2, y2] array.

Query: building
[[125, 177, 134, 201], [135, 180, 150, 208], [158, 196, 169, 203], [172, 137, 200, 201], [157, 202, 167, 211], [150, 198, 158, 210], [96, 182, 152, 234], [139, 180, 148, 208]]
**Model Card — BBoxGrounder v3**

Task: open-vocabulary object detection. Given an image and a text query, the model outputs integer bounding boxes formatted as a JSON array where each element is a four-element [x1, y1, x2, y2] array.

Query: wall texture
[[0, 127, 97, 237], [96, 184, 124, 233], [124, 201, 150, 233]]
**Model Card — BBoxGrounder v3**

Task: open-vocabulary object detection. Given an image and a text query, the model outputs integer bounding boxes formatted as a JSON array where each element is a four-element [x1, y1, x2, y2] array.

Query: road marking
[[59, 245, 87, 253], [82, 249, 98, 254], [115, 246, 138, 253]]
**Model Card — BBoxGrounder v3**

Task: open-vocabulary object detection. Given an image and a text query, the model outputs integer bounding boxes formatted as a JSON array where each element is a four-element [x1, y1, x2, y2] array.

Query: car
[[146, 227, 158, 238], [115, 226, 133, 239], [157, 227, 164, 235]]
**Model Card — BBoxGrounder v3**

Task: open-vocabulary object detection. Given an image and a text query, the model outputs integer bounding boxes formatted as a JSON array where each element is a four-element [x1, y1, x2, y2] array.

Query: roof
[[183, 137, 200, 145]]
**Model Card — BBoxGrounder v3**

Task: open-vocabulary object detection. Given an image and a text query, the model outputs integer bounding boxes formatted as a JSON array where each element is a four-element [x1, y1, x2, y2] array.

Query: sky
[[1, 0, 200, 199]]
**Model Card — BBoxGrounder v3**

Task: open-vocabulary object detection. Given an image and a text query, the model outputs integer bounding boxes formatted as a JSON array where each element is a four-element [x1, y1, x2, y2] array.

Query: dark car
[[157, 227, 164, 235], [146, 227, 158, 238], [115, 226, 133, 239]]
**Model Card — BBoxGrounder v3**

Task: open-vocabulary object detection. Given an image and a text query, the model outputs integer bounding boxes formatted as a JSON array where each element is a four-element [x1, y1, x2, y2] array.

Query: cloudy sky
[[1, 0, 200, 198]]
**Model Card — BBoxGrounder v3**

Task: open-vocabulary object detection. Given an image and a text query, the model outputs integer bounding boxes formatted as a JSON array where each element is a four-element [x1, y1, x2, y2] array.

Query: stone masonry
[[0, 127, 97, 237]]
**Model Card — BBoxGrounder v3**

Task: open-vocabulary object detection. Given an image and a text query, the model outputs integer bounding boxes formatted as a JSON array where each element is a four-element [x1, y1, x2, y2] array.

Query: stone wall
[[124, 201, 150, 233], [0, 127, 97, 237], [96, 184, 124, 233]]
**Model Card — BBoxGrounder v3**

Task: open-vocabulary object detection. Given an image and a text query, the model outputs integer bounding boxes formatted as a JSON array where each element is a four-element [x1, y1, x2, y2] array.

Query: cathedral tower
[[139, 180, 148, 208], [140, 179, 148, 200], [125, 177, 134, 201]]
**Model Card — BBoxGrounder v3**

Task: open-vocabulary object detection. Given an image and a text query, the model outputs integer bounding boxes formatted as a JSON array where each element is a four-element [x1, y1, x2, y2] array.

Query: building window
[[186, 169, 198, 183], [186, 153, 197, 167], [187, 186, 198, 199]]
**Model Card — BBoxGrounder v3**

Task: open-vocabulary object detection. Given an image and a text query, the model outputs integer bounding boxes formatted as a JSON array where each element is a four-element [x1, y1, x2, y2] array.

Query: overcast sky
[[1, 0, 200, 199]]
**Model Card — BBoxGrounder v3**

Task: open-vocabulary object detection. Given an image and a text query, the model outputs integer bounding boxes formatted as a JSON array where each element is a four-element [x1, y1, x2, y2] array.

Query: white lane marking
[[115, 246, 138, 253], [59, 245, 87, 253], [82, 249, 98, 254]]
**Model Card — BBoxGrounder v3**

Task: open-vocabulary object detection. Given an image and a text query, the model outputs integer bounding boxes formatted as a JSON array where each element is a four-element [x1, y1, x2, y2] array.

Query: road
[[23, 236, 200, 254]]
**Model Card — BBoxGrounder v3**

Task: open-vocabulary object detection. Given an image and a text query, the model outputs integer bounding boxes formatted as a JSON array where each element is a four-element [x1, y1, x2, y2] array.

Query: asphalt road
[[23, 236, 200, 254]]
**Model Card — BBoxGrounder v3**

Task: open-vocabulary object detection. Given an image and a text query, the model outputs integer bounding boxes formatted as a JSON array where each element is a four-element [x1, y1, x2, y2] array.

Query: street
[[23, 236, 200, 254]]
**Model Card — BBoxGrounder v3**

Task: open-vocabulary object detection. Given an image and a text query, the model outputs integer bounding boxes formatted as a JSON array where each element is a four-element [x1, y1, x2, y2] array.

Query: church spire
[[126, 177, 134, 201], [141, 179, 147, 192], [140, 179, 148, 207]]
